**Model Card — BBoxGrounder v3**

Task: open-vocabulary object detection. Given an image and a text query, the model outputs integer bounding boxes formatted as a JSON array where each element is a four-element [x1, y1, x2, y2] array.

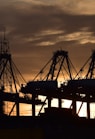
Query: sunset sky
[[0, 0, 95, 82], [1, 0, 95, 117]]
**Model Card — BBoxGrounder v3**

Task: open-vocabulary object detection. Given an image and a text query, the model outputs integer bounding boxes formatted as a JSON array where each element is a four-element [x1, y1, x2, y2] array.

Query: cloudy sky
[[0, 0, 95, 82]]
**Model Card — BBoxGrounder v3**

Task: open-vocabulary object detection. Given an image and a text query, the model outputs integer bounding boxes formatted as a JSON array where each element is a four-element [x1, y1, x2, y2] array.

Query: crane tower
[[0, 31, 19, 116]]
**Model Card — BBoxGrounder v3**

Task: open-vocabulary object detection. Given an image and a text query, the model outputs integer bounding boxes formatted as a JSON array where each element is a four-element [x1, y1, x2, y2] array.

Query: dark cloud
[[0, 1, 95, 81]]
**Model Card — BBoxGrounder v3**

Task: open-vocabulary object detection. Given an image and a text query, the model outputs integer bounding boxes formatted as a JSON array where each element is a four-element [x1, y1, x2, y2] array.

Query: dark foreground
[[0, 116, 95, 139]]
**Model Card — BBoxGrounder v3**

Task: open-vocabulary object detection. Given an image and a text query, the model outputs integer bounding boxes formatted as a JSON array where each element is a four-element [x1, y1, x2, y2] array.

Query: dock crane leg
[[32, 93, 36, 116], [72, 99, 76, 116], [16, 93, 19, 116], [87, 102, 90, 119], [48, 97, 51, 108], [58, 98, 62, 108]]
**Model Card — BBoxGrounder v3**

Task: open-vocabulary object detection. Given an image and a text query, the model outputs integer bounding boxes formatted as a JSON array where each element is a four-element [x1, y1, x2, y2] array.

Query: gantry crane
[[33, 50, 77, 81], [0, 30, 45, 116], [85, 50, 95, 79], [66, 50, 95, 119], [0, 30, 21, 116], [21, 50, 78, 116]]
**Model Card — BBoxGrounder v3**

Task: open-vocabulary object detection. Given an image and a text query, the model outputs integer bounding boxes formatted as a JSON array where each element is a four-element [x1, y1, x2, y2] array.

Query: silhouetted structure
[[0, 31, 45, 116], [20, 50, 95, 120], [1, 33, 95, 139], [21, 50, 78, 117]]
